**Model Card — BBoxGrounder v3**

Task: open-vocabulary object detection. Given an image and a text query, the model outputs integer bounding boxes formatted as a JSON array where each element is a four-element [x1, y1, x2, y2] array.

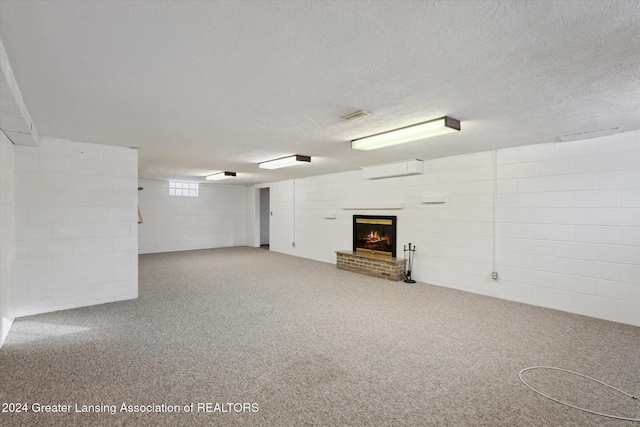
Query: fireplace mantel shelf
[[342, 202, 405, 210]]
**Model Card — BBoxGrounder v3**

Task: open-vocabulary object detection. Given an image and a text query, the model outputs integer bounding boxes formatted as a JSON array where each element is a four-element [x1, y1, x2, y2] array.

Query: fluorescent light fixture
[[351, 116, 460, 151], [258, 155, 311, 169], [206, 171, 236, 181]]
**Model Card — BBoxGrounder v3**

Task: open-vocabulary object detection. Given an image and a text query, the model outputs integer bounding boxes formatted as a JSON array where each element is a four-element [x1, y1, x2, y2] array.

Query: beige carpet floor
[[1, 246, 638, 426]]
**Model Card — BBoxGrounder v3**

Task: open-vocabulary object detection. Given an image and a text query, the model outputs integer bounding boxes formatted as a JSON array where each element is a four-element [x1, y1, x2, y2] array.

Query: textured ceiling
[[1, 0, 639, 185]]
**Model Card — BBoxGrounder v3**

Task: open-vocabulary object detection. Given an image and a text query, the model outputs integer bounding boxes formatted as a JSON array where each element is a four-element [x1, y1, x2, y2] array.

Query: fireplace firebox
[[353, 215, 397, 257]]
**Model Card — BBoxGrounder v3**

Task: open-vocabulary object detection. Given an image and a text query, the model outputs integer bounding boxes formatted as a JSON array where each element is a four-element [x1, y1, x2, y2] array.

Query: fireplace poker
[[404, 243, 416, 283]]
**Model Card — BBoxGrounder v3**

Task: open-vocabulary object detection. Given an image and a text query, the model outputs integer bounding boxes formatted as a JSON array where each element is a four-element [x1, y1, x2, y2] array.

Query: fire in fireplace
[[353, 215, 397, 257]]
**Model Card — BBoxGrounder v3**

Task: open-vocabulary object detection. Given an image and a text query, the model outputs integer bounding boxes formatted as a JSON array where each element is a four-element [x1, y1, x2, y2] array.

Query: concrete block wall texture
[[137, 179, 246, 254], [261, 130, 640, 326], [495, 131, 639, 325], [13, 137, 138, 317], [0, 132, 16, 347]]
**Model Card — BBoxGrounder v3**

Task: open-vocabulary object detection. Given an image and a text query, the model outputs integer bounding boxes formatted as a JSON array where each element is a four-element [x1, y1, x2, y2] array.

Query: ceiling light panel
[[206, 171, 237, 180], [352, 116, 460, 151], [258, 155, 311, 169]]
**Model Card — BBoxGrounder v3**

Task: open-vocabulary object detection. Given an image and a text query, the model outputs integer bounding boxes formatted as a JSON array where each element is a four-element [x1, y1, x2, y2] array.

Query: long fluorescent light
[[206, 172, 236, 181], [258, 155, 311, 169], [351, 116, 460, 151]]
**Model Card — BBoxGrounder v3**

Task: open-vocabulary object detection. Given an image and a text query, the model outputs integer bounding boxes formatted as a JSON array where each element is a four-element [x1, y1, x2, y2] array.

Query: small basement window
[[169, 181, 198, 197]]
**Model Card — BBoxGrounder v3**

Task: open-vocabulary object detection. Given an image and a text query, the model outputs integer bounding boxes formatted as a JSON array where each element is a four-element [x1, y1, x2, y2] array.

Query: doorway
[[260, 187, 270, 249]]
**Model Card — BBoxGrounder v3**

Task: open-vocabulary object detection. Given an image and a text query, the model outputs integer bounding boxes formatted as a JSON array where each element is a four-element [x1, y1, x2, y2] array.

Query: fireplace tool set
[[403, 243, 416, 283]]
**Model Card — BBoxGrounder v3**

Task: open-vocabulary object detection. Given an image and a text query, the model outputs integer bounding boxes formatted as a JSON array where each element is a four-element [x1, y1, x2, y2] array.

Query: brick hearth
[[336, 250, 406, 281]]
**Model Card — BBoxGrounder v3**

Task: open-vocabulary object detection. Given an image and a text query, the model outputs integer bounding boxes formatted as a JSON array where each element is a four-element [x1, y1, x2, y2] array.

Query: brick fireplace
[[336, 215, 406, 281]]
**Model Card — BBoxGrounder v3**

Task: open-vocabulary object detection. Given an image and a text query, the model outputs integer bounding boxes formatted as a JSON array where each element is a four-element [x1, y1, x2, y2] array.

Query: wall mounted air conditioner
[[361, 159, 424, 180]]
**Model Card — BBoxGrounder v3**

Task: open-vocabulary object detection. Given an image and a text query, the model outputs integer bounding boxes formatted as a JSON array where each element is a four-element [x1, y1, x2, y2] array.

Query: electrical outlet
[[492, 271, 498, 280]]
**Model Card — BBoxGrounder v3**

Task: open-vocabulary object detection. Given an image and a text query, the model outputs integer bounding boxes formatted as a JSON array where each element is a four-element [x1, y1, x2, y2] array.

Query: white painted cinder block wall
[[0, 132, 16, 347], [496, 131, 639, 325], [14, 137, 139, 317], [258, 130, 640, 326], [138, 179, 246, 254]]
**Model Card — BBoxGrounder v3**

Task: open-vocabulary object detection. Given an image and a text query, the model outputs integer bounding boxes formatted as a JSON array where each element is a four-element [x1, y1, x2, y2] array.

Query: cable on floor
[[519, 366, 639, 422]]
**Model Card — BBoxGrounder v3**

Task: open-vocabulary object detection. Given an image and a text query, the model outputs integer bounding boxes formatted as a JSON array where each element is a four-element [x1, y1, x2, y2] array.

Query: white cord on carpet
[[519, 366, 639, 422]]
